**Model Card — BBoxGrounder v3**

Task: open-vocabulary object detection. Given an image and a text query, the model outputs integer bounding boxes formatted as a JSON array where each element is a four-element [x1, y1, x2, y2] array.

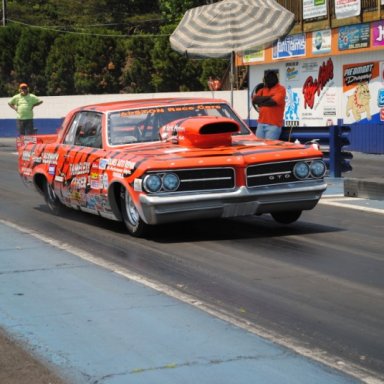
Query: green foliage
[[0, 24, 21, 95], [120, 34, 156, 93], [45, 34, 76, 95], [13, 27, 55, 94], [0, 0, 229, 97]]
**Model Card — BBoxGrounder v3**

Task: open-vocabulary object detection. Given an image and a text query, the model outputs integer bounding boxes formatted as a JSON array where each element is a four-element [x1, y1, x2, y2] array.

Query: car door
[[56, 111, 104, 210]]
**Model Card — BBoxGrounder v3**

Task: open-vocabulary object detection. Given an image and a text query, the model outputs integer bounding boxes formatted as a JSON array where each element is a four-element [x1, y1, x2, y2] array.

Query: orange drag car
[[18, 98, 327, 237]]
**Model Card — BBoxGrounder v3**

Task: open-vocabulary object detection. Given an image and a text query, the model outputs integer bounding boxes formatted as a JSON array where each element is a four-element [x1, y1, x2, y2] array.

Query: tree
[[13, 27, 54, 94], [0, 24, 22, 96], [45, 34, 76, 95], [159, 0, 219, 23], [73, 33, 124, 94], [120, 34, 155, 93], [151, 24, 202, 92]]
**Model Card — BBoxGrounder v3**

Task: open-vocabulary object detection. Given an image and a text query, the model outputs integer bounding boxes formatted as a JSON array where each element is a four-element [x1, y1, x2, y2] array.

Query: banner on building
[[312, 29, 332, 54], [338, 24, 370, 51], [303, 0, 327, 20], [272, 34, 306, 60], [335, 0, 361, 19], [343, 61, 380, 123]]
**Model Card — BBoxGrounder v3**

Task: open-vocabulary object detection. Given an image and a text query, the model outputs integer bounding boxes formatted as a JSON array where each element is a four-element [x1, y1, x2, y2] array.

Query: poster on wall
[[343, 61, 382, 124], [242, 49, 265, 64], [335, 0, 361, 19], [303, 0, 327, 20], [372, 20, 384, 47], [338, 24, 370, 50], [312, 29, 332, 54], [283, 58, 337, 127], [272, 34, 306, 60], [284, 62, 301, 126]]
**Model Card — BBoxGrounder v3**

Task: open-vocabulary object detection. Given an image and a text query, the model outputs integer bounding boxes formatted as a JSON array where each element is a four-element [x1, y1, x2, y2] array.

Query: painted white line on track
[[320, 198, 384, 215], [0, 218, 381, 384]]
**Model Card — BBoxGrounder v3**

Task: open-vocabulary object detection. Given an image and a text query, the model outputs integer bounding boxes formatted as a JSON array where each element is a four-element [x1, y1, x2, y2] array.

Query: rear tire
[[271, 210, 302, 224], [44, 181, 63, 215], [120, 187, 148, 237]]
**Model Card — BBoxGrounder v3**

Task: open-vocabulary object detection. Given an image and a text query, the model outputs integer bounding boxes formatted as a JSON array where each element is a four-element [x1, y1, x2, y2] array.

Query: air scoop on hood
[[159, 116, 240, 148]]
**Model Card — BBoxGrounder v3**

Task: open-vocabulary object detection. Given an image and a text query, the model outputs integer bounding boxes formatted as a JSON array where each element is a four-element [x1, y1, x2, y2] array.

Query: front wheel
[[271, 210, 302, 224], [44, 180, 63, 215], [120, 188, 149, 237]]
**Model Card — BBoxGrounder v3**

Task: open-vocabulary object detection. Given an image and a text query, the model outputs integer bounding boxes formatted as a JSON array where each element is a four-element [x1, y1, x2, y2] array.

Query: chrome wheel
[[44, 181, 63, 215], [120, 187, 148, 237]]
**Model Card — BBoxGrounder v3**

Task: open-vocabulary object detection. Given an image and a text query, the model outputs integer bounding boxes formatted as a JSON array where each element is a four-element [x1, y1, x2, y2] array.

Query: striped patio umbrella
[[170, 0, 295, 58], [170, 0, 295, 104]]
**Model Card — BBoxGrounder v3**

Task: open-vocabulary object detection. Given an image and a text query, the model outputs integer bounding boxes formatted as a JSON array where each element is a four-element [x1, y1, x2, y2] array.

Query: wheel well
[[108, 182, 124, 221], [33, 173, 47, 196]]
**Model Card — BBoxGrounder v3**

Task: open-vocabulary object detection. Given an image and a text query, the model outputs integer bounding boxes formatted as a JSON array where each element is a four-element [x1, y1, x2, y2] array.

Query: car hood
[[104, 116, 322, 175]]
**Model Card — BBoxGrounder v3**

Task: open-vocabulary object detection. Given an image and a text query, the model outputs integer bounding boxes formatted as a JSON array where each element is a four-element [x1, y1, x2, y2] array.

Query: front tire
[[120, 187, 148, 237], [271, 210, 302, 224], [44, 180, 63, 215]]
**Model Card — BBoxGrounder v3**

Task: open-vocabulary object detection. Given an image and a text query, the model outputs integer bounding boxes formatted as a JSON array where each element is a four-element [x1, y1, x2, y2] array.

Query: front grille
[[247, 161, 300, 187], [176, 168, 235, 192]]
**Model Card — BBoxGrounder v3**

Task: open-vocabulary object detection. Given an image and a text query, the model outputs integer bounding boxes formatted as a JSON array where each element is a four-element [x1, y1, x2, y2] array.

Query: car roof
[[78, 97, 228, 113]]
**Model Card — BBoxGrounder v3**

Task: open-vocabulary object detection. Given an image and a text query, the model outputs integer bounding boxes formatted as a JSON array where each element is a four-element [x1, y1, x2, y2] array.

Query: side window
[[77, 114, 102, 148], [63, 113, 82, 145], [68, 112, 103, 148]]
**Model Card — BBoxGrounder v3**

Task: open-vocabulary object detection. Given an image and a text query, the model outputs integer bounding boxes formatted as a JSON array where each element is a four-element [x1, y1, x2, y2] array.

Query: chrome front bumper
[[139, 179, 327, 225]]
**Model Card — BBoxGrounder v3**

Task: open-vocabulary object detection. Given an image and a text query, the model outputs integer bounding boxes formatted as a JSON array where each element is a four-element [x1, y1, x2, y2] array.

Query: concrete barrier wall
[[0, 90, 250, 137]]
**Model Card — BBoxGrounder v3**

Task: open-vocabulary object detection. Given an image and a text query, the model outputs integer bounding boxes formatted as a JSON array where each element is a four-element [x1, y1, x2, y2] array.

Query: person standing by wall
[[252, 71, 286, 140], [8, 83, 43, 135]]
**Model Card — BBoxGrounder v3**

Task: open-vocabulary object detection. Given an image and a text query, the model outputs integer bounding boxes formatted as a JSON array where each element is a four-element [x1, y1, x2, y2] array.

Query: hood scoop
[[159, 116, 240, 148]]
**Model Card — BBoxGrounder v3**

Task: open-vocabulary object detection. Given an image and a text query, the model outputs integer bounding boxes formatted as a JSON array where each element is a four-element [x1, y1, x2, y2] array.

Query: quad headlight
[[143, 174, 162, 193], [143, 172, 180, 193], [163, 173, 180, 191], [293, 161, 310, 179], [293, 160, 326, 180], [310, 160, 326, 178]]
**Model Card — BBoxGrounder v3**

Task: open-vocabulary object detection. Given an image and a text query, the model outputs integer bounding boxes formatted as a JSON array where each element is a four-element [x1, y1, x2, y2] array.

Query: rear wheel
[[271, 210, 302, 224], [120, 187, 148, 237], [44, 181, 63, 215]]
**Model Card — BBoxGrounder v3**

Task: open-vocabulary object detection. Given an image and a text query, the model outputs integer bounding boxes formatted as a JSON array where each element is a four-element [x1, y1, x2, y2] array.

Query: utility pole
[[2, 0, 6, 26]]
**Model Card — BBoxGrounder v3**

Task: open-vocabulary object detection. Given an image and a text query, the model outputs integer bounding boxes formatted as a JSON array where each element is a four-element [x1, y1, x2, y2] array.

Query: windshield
[[107, 103, 250, 146]]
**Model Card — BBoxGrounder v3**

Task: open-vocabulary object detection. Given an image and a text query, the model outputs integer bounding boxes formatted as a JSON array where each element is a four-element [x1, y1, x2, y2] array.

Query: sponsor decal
[[42, 152, 59, 165], [48, 165, 56, 175], [69, 162, 90, 175], [99, 159, 109, 170], [22, 151, 32, 161], [70, 176, 87, 189]]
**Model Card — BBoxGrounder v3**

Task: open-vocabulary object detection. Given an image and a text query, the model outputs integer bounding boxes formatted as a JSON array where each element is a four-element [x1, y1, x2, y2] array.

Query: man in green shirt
[[8, 83, 43, 135]]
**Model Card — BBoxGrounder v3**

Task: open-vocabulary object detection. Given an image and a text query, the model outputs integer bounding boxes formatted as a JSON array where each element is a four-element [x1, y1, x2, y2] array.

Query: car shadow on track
[[36, 204, 343, 244]]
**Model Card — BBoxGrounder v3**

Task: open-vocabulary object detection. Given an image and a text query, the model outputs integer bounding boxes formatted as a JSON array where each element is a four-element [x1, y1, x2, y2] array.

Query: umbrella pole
[[230, 51, 234, 107]]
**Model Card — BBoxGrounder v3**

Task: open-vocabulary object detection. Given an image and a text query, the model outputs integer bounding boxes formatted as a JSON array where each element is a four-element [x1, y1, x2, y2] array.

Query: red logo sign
[[303, 58, 334, 109]]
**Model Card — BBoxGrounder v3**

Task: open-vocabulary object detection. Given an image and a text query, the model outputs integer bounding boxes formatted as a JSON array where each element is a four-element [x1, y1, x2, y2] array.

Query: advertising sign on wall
[[372, 20, 384, 47], [284, 58, 337, 127], [242, 50, 265, 64], [335, 0, 361, 19], [312, 29, 332, 54], [338, 24, 370, 51], [303, 0, 327, 20], [343, 61, 381, 124], [272, 34, 306, 60]]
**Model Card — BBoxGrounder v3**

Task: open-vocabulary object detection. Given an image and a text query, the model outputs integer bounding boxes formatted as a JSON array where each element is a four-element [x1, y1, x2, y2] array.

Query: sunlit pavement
[[0, 219, 363, 384]]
